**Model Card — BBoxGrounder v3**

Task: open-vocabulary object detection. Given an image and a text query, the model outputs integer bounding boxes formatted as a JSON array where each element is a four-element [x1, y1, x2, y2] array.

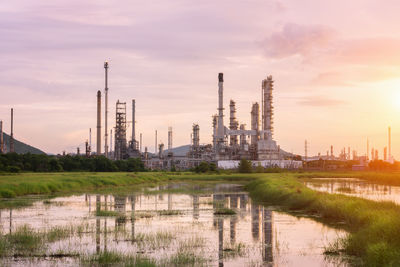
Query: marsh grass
[[158, 210, 182, 216], [96, 209, 123, 217], [134, 231, 175, 250], [80, 251, 156, 267], [166, 251, 207, 266], [214, 208, 236, 215], [223, 242, 247, 258]]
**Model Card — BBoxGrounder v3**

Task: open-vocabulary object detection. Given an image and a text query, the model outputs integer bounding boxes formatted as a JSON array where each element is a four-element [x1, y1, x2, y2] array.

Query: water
[[0, 183, 347, 266], [304, 178, 400, 204]]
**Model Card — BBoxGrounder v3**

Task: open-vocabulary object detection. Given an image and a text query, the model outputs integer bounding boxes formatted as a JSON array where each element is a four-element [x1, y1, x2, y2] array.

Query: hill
[[1, 133, 45, 154]]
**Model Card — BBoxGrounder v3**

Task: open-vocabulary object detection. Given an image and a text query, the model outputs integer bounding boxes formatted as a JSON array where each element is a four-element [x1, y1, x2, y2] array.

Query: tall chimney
[[96, 90, 102, 155], [104, 61, 109, 158], [217, 73, 224, 146], [10, 108, 14, 153], [89, 128, 92, 153], [0, 120, 3, 153], [388, 126, 391, 160], [140, 133, 142, 152], [110, 129, 113, 157], [155, 130, 158, 154], [132, 99, 136, 144]]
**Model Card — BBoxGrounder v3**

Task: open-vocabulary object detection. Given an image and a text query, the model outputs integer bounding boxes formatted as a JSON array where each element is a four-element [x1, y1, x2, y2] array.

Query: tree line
[[0, 153, 145, 172]]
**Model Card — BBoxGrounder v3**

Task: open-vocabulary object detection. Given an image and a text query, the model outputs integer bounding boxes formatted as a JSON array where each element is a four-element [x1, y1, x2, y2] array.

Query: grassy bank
[[0, 172, 255, 208], [246, 173, 400, 266]]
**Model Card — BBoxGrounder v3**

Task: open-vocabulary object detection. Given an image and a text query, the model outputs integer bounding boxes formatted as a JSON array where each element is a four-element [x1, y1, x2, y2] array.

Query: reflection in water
[[230, 195, 237, 243], [263, 207, 273, 265], [305, 179, 400, 204], [0, 184, 347, 267], [96, 195, 100, 254], [131, 195, 135, 243], [251, 203, 260, 240], [193, 195, 199, 220], [218, 217, 224, 267], [9, 209, 12, 234]]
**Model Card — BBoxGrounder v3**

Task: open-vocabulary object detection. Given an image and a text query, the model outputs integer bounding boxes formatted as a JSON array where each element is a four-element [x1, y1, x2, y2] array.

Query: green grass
[[246, 173, 400, 266], [96, 209, 123, 217], [213, 208, 236, 215], [0, 224, 77, 257], [80, 251, 156, 267], [158, 210, 182, 216]]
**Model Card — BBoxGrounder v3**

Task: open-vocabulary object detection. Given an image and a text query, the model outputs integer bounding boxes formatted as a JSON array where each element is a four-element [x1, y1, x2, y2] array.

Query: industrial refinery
[[88, 62, 302, 170]]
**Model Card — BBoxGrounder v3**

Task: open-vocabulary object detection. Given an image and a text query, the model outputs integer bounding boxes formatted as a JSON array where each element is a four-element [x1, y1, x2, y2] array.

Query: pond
[[0, 183, 347, 266], [304, 178, 400, 204]]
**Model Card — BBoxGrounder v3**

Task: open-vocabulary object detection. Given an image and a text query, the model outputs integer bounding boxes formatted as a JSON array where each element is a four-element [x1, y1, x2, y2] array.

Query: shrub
[[238, 159, 252, 173], [7, 166, 21, 173]]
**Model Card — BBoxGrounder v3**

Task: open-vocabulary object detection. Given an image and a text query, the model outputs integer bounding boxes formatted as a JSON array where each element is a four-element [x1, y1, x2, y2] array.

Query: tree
[[195, 162, 210, 173], [238, 159, 252, 173]]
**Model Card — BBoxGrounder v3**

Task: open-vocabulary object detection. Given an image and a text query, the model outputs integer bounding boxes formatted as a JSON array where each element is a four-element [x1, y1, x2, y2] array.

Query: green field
[[2, 170, 400, 265]]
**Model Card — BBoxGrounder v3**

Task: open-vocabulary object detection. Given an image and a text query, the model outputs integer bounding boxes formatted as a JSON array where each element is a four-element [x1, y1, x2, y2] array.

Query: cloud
[[261, 23, 336, 59]]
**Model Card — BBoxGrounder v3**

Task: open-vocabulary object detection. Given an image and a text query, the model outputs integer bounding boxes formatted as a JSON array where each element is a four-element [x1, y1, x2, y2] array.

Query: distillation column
[[229, 100, 238, 146], [262, 76, 274, 141], [251, 103, 260, 146]]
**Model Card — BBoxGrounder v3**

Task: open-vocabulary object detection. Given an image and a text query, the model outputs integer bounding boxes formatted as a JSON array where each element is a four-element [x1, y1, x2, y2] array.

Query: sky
[[1, 0, 400, 158]]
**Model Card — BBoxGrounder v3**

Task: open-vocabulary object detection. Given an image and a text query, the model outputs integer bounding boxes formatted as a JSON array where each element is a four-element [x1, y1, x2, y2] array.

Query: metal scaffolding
[[114, 101, 127, 160]]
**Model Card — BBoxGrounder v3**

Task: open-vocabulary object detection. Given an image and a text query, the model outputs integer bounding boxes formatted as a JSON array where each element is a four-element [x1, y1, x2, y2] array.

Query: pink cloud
[[262, 23, 336, 59]]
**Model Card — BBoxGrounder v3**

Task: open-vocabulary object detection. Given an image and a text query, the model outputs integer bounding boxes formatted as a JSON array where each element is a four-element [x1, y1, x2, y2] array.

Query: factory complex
[[88, 63, 302, 170]]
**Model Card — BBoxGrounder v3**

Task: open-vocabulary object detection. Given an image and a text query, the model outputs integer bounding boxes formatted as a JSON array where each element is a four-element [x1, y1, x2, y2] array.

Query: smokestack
[[388, 126, 391, 160], [132, 99, 136, 143], [217, 73, 224, 145], [110, 129, 112, 156], [104, 61, 109, 158], [0, 121, 3, 154], [384, 147, 388, 161], [89, 128, 92, 153], [155, 130, 158, 154], [140, 133, 142, 152], [96, 90, 102, 155], [10, 108, 14, 153], [367, 138, 369, 161]]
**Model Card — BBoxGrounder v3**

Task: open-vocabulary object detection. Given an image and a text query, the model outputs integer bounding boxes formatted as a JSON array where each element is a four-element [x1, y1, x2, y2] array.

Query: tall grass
[[246, 173, 400, 266]]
